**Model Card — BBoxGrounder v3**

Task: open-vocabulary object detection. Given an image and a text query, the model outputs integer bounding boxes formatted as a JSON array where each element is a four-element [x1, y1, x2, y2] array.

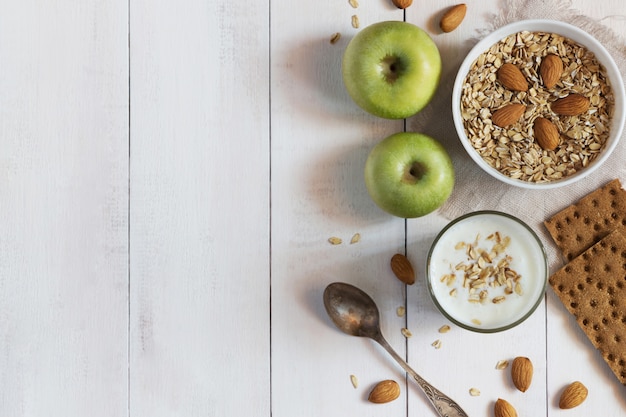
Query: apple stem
[[380, 55, 403, 83], [405, 162, 424, 184]]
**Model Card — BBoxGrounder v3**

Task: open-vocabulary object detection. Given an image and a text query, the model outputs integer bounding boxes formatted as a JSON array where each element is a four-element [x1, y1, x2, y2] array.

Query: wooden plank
[[547, 3, 626, 413], [269, 2, 409, 417], [404, 4, 546, 416], [405, 3, 547, 416], [128, 0, 271, 415], [0, 1, 129, 416], [406, 2, 626, 416]]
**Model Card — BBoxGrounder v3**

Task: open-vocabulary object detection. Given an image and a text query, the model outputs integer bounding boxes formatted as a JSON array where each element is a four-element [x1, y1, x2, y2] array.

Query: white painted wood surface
[[129, 1, 270, 416], [0, 1, 129, 415], [0, 0, 624, 416]]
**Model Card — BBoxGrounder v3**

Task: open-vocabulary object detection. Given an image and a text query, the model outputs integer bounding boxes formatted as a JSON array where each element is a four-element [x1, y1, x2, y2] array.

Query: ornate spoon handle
[[374, 334, 469, 417]]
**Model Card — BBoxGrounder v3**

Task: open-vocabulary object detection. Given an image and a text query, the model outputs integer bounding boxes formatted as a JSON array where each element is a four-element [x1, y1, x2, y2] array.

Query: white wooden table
[[0, 0, 624, 416]]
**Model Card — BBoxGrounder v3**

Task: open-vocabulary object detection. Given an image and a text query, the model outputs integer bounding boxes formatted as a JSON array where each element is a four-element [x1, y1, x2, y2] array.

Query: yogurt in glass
[[427, 211, 547, 332]]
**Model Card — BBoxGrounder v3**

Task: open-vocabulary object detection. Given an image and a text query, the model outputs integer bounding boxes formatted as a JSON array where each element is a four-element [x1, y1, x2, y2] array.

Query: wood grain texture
[[269, 2, 410, 417], [406, 2, 626, 417], [0, 1, 129, 416], [129, 0, 270, 416], [546, 0, 626, 406], [405, 3, 549, 417], [0, 0, 625, 416]]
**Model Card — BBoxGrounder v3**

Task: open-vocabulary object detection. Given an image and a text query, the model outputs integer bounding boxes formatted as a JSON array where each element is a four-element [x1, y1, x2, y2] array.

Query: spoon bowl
[[323, 282, 468, 417], [323, 281, 382, 339]]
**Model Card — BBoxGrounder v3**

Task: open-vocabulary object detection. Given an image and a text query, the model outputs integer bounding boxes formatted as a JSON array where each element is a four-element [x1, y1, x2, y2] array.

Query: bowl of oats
[[426, 211, 547, 332], [452, 19, 626, 188]]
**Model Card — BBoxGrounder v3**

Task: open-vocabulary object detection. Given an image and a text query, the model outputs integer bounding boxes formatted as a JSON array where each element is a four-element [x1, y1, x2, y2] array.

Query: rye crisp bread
[[549, 229, 626, 385], [544, 179, 626, 261]]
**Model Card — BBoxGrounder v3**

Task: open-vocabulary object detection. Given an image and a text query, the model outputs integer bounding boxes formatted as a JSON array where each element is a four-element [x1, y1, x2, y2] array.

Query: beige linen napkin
[[412, 0, 626, 272]]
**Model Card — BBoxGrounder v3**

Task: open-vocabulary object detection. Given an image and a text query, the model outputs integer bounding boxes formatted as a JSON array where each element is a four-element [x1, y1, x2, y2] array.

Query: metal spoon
[[323, 282, 468, 417]]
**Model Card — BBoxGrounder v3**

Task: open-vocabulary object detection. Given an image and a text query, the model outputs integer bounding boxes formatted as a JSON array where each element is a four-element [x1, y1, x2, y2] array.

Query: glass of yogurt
[[426, 211, 547, 332]]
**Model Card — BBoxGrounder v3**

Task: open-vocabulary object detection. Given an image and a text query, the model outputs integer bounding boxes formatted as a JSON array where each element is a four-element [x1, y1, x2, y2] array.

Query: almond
[[559, 381, 588, 409], [497, 63, 528, 92], [440, 4, 466, 33], [391, 0, 412, 9], [368, 379, 400, 404], [494, 398, 518, 417], [533, 117, 560, 150], [390, 253, 415, 285], [511, 356, 533, 392], [492, 103, 526, 127], [551, 94, 590, 116], [540, 54, 563, 88]]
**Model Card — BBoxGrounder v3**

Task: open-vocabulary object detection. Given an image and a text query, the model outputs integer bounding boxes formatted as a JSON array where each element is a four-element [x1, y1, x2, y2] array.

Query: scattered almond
[[511, 356, 533, 392], [368, 380, 401, 404], [497, 63, 528, 92], [496, 359, 509, 370], [551, 93, 590, 116], [494, 398, 518, 417], [533, 117, 560, 150], [390, 253, 415, 285], [559, 381, 588, 409], [440, 4, 466, 33], [391, 0, 412, 9], [492, 103, 526, 127], [540, 54, 563, 88]]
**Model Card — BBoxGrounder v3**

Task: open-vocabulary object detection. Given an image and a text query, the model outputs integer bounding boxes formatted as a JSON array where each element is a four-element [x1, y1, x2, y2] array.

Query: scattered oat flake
[[351, 15, 359, 28], [401, 328, 412, 338], [350, 374, 358, 388], [328, 237, 342, 245], [348, 0, 359, 8], [469, 387, 481, 396], [350, 233, 361, 244], [431, 339, 442, 349], [396, 306, 405, 317], [438, 325, 451, 333], [471, 318, 482, 326], [496, 360, 509, 370], [330, 32, 341, 44]]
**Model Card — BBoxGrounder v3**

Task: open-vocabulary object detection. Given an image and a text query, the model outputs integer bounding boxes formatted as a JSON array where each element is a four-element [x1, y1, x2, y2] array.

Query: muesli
[[460, 31, 614, 183]]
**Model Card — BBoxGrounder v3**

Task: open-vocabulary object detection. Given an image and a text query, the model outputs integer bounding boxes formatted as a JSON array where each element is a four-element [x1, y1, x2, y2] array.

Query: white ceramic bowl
[[452, 20, 626, 189], [426, 211, 547, 333]]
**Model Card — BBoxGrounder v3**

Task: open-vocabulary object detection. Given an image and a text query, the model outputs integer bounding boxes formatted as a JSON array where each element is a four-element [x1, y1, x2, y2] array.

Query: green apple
[[364, 132, 454, 218], [342, 21, 442, 119]]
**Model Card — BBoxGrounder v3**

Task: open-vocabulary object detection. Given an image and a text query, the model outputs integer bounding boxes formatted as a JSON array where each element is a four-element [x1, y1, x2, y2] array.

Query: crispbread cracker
[[544, 179, 626, 261], [549, 230, 626, 385]]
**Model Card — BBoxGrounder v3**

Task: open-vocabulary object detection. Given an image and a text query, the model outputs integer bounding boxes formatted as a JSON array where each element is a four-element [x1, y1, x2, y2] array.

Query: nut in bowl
[[426, 211, 547, 332], [452, 20, 626, 189]]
